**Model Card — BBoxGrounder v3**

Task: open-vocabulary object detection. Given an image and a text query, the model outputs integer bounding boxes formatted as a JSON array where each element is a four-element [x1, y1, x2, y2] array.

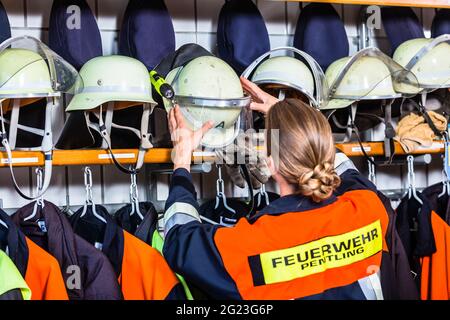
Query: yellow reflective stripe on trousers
[[258, 220, 383, 285]]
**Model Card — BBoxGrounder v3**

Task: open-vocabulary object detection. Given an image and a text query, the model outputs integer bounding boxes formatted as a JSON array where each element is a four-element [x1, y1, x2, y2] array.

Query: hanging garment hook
[[214, 165, 236, 214], [129, 170, 144, 220], [439, 134, 450, 197], [256, 184, 270, 208], [438, 168, 449, 198], [407, 155, 423, 205], [81, 167, 106, 224], [24, 168, 45, 222], [368, 157, 376, 185]]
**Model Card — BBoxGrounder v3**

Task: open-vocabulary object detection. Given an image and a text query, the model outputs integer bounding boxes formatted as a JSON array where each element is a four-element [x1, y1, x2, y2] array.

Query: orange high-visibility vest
[[420, 212, 450, 300], [214, 190, 389, 300], [119, 231, 179, 300], [24, 238, 69, 300]]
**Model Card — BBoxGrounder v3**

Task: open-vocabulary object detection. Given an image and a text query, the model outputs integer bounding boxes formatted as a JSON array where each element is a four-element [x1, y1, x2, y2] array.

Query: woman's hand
[[240, 77, 279, 115], [168, 105, 214, 172]]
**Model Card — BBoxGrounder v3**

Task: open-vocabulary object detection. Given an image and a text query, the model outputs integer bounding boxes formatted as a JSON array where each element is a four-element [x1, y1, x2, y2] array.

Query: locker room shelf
[[0, 142, 444, 167], [0, 149, 172, 168], [285, 0, 450, 8], [335, 141, 445, 157]]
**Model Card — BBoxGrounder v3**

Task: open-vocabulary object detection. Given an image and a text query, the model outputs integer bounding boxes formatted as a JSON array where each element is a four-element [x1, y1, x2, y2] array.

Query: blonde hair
[[266, 99, 341, 202]]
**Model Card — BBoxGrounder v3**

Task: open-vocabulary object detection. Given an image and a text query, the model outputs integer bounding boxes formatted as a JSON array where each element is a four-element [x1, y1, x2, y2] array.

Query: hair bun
[[297, 162, 341, 202]]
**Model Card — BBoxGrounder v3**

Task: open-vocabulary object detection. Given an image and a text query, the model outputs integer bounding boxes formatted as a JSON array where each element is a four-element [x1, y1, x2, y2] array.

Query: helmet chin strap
[[97, 103, 153, 174], [278, 89, 286, 101], [0, 98, 53, 200]]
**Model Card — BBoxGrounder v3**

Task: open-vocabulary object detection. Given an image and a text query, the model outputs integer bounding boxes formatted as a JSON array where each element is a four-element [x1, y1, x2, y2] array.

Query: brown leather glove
[[395, 111, 447, 153], [215, 131, 271, 189]]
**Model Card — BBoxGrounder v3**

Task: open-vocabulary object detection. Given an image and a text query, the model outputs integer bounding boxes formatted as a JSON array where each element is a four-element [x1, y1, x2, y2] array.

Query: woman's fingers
[[200, 120, 214, 135], [250, 101, 269, 113], [173, 105, 187, 129], [193, 120, 214, 147], [240, 77, 264, 102], [168, 108, 178, 133]]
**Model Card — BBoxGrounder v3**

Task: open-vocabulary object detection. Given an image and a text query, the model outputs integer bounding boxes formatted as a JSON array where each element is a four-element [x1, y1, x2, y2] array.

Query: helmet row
[[243, 36, 450, 111], [1, 35, 450, 150]]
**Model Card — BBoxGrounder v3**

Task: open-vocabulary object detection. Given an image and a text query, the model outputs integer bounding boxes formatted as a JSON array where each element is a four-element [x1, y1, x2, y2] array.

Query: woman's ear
[[267, 155, 277, 176]]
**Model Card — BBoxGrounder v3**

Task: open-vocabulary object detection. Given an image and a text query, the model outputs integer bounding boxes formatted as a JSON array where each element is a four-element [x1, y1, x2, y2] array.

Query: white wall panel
[[0, 167, 30, 209], [26, 0, 52, 28], [96, 0, 127, 31], [196, 32, 217, 54], [269, 34, 292, 48], [67, 166, 102, 207], [166, 0, 196, 33], [286, 2, 300, 35], [31, 166, 66, 207], [258, 0, 287, 35], [11, 27, 46, 41], [343, 5, 361, 38], [422, 8, 436, 37], [0, 1, 444, 209], [196, 0, 222, 33], [3, 0, 25, 28], [175, 32, 197, 49], [100, 30, 118, 55]]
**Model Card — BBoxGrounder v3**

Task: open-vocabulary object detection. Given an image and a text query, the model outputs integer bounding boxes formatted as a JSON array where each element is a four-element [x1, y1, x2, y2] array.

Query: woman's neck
[[279, 182, 296, 197]]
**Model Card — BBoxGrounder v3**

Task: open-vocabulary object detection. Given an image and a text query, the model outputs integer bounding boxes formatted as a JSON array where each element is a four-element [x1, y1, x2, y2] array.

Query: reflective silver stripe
[[75, 85, 150, 95], [334, 152, 358, 175], [164, 202, 201, 235], [335, 159, 358, 176], [358, 272, 384, 300]]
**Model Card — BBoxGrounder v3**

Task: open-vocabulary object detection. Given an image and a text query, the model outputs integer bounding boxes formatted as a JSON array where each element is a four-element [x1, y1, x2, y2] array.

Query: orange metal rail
[[284, 0, 450, 9], [0, 141, 444, 168]]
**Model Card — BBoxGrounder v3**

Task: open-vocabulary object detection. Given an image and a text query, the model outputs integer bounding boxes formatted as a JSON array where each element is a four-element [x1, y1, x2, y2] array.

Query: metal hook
[[214, 165, 236, 214], [406, 156, 423, 205], [84, 167, 94, 205], [81, 167, 106, 224], [256, 184, 270, 208], [368, 157, 376, 185], [24, 168, 45, 222], [129, 171, 144, 220], [216, 165, 225, 196], [438, 168, 449, 198], [439, 134, 450, 197]]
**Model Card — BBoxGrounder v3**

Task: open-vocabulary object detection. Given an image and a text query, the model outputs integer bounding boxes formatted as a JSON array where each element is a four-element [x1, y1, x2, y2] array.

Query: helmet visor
[[0, 36, 80, 97], [404, 34, 450, 90], [174, 95, 251, 149], [241, 47, 328, 109], [323, 47, 420, 109]]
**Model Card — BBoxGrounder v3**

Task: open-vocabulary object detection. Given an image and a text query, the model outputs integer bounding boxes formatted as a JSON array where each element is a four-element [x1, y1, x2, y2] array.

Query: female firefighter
[[161, 78, 414, 300]]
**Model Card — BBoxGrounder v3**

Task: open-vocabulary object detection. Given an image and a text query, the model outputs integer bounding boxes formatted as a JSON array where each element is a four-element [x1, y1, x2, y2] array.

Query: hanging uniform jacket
[[199, 198, 250, 226], [253, 191, 280, 213], [11, 202, 121, 300], [376, 192, 419, 300], [162, 167, 404, 300], [396, 193, 450, 299], [0, 249, 31, 300], [69, 205, 184, 300], [0, 209, 68, 300], [333, 161, 418, 299], [115, 202, 158, 236], [134, 206, 160, 245], [422, 182, 450, 225], [116, 204, 194, 300]]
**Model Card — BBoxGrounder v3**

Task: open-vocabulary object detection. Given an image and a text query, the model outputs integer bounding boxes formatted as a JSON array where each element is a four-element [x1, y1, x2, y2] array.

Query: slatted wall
[[0, 0, 444, 211]]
